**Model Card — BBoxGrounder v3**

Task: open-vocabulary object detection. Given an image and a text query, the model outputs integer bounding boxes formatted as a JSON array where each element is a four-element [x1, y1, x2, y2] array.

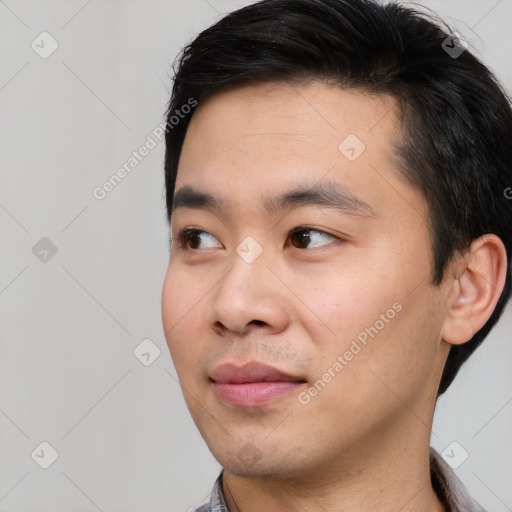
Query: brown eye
[[183, 230, 201, 249], [288, 227, 336, 249], [177, 228, 221, 250]]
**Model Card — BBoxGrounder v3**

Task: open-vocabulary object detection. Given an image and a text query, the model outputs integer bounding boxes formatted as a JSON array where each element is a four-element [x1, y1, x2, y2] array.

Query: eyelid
[[289, 225, 336, 238]]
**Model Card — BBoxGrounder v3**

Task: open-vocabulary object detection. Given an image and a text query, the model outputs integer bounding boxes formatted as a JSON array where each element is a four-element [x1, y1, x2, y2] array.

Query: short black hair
[[164, 0, 512, 395]]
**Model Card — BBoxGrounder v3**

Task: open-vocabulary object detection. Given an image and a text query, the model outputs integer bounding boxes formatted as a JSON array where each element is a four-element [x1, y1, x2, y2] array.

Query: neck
[[222, 418, 446, 512]]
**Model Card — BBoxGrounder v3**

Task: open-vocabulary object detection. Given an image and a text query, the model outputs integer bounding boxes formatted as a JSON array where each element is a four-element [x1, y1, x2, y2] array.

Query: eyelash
[[172, 226, 338, 252]]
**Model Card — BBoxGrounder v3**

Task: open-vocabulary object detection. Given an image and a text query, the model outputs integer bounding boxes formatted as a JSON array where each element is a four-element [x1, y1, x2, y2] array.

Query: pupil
[[294, 230, 309, 248], [190, 232, 200, 249]]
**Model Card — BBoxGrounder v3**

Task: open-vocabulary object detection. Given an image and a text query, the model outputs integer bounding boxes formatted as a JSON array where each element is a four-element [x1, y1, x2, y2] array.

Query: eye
[[174, 226, 337, 252], [288, 226, 337, 249], [175, 227, 221, 250]]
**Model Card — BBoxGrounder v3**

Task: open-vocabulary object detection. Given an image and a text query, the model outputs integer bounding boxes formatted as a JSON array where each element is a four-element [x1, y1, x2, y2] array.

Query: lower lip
[[212, 381, 304, 406]]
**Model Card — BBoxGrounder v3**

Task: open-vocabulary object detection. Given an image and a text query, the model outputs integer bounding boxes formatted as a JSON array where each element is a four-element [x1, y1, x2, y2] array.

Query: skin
[[161, 81, 507, 511]]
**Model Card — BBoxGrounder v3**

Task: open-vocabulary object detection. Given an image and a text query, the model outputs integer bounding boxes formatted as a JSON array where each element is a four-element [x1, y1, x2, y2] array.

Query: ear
[[441, 234, 508, 346]]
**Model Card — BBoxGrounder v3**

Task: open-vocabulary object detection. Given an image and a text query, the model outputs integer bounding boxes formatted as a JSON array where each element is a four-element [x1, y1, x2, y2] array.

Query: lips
[[210, 362, 307, 406]]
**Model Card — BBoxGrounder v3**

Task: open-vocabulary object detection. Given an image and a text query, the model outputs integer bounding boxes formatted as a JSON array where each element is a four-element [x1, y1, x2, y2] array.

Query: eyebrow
[[171, 180, 378, 218]]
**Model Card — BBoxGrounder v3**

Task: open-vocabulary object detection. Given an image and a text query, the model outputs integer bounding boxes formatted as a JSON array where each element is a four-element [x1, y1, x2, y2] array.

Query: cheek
[[329, 286, 442, 415], [161, 263, 206, 372], [297, 255, 438, 389], [299, 260, 402, 351]]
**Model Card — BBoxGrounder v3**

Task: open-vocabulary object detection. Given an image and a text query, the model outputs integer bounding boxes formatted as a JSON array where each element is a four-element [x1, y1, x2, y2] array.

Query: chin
[[210, 441, 318, 481]]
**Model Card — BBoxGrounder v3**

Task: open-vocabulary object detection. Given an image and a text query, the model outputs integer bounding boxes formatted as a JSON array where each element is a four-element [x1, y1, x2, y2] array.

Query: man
[[160, 0, 512, 510]]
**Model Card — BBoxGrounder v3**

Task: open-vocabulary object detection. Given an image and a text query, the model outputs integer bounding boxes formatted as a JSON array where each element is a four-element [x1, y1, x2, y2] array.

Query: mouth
[[209, 361, 307, 407]]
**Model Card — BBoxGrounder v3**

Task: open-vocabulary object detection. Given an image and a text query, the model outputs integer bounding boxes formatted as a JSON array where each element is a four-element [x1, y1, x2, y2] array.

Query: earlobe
[[441, 234, 508, 346]]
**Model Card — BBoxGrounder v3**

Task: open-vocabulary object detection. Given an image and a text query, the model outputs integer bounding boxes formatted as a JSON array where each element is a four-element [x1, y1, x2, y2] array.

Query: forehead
[[175, 81, 424, 221], [187, 81, 397, 142]]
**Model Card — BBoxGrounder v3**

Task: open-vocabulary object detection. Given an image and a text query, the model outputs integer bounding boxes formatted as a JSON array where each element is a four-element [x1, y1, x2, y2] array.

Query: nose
[[207, 250, 290, 337]]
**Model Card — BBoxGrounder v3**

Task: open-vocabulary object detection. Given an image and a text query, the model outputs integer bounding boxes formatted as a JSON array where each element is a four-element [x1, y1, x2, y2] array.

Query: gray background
[[0, 0, 511, 510]]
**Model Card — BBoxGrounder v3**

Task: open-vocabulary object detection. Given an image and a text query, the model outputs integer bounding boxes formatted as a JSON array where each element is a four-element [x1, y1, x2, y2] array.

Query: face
[[162, 81, 451, 479]]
